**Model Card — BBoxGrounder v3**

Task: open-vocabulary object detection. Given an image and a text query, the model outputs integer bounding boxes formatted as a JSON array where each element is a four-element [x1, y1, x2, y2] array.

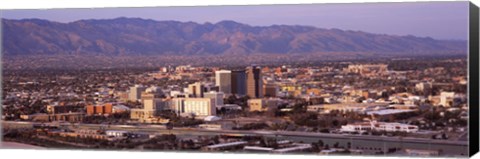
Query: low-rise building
[[341, 121, 418, 133], [388, 104, 418, 110], [307, 103, 389, 113], [20, 113, 85, 122], [204, 141, 248, 151], [198, 123, 223, 130], [404, 149, 439, 156], [130, 109, 158, 121], [248, 98, 280, 112], [440, 92, 455, 107], [204, 116, 221, 122], [46, 105, 84, 114], [218, 104, 242, 110], [112, 105, 130, 113], [319, 148, 350, 155], [86, 103, 113, 115], [272, 143, 312, 153], [346, 64, 388, 77], [366, 109, 416, 116]]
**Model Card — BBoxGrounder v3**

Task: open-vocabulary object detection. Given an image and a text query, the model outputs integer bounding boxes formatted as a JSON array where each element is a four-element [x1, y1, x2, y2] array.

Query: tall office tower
[[215, 70, 232, 94], [141, 92, 167, 111], [141, 93, 155, 110], [246, 66, 263, 98], [188, 82, 205, 97], [231, 70, 247, 95], [204, 91, 225, 108], [128, 85, 146, 102]]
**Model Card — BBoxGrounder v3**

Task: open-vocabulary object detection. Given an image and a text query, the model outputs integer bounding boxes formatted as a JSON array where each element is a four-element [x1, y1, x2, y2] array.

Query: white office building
[[183, 98, 216, 117], [167, 98, 216, 117]]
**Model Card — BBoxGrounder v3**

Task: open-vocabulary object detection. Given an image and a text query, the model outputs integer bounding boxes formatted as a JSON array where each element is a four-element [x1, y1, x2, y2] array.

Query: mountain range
[[1, 17, 467, 56]]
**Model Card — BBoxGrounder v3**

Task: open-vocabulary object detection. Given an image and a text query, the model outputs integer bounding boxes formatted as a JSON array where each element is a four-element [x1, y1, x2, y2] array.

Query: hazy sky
[[1, 1, 469, 40]]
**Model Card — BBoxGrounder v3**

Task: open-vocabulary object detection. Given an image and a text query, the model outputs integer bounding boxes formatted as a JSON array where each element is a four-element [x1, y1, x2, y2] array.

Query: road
[[2, 121, 469, 156]]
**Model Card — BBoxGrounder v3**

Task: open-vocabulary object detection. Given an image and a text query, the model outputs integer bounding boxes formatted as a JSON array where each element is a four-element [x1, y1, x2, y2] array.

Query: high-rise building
[[215, 70, 232, 94], [231, 70, 247, 95], [141, 93, 165, 110], [128, 85, 146, 102], [188, 82, 205, 97], [204, 91, 224, 109], [246, 66, 263, 98]]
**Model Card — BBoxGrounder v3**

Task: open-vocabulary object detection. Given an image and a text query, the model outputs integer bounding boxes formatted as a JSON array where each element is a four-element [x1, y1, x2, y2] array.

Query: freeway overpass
[[1, 121, 469, 156]]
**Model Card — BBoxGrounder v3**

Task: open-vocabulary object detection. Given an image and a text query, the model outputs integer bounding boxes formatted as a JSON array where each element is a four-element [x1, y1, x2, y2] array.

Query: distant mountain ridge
[[1, 17, 467, 56]]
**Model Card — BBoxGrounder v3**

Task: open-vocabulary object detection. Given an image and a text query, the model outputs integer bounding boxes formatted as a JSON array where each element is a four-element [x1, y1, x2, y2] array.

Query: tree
[[311, 142, 320, 152], [225, 95, 237, 104], [212, 136, 220, 144], [317, 140, 324, 147], [441, 133, 448, 139], [290, 112, 318, 127], [333, 142, 340, 148], [164, 123, 173, 130], [332, 119, 340, 127]]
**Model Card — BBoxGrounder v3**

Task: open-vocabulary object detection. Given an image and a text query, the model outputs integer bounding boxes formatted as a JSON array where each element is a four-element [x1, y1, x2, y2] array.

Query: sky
[[0, 1, 470, 40]]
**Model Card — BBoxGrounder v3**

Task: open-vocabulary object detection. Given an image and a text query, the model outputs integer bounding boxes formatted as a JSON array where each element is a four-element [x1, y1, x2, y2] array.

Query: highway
[[2, 121, 469, 156]]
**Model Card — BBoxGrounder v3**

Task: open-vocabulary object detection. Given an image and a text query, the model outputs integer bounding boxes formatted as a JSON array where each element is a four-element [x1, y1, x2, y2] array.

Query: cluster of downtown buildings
[[126, 66, 264, 123], [1, 58, 470, 156], [3, 60, 468, 135]]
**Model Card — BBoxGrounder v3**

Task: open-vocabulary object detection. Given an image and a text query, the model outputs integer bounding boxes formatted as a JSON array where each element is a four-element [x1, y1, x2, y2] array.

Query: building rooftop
[[205, 141, 248, 149], [309, 102, 389, 108], [243, 146, 274, 151], [272, 143, 312, 153], [366, 109, 415, 116]]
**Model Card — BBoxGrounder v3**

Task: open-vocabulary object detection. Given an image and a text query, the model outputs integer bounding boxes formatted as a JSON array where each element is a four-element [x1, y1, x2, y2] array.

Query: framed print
[[1, 1, 479, 158]]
